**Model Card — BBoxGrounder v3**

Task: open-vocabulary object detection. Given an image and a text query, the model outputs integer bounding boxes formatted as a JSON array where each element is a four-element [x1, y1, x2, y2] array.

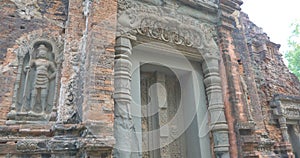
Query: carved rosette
[[7, 30, 64, 124]]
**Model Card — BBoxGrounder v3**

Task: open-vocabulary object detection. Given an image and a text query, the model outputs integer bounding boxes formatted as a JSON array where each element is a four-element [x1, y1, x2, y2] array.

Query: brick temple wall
[[0, 0, 299, 157], [240, 12, 300, 156], [219, 9, 300, 157], [0, 0, 116, 156], [0, 0, 67, 125]]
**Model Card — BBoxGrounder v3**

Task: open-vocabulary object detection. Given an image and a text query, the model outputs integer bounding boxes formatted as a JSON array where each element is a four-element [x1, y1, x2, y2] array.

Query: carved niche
[[7, 31, 63, 124]]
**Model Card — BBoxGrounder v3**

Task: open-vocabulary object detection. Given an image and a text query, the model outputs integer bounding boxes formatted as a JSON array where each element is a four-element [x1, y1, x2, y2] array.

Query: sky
[[241, 0, 300, 54]]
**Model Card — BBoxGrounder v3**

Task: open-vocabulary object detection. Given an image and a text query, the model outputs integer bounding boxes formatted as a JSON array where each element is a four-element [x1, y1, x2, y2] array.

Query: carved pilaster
[[113, 37, 138, 158], [279, 117, 290, 142], [203, 57, 230, 158]]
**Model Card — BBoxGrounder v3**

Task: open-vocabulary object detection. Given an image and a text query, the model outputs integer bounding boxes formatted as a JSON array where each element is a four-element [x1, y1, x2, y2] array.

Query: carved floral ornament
[[117, 0, 220, 58]]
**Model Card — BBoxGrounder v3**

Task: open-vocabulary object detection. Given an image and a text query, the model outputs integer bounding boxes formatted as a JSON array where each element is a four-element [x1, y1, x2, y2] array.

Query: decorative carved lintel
[[117, 0, 220, 59], [271, 94, 300, 122]]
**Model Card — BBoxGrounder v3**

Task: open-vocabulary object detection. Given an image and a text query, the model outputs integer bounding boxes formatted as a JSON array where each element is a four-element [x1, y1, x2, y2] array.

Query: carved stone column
[[203, 57, 230, 158], [279, 117, 290, 143], [114, 37, 138, 158]]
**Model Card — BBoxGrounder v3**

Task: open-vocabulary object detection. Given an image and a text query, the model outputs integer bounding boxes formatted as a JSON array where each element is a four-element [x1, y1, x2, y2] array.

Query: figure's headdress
[[37, 44, 48, 52]]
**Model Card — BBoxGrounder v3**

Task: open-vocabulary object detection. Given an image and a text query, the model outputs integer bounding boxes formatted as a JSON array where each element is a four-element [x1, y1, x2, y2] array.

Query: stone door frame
[[131, 42, 210, 158], [271, 94, 300, 156], [113, 1, 230, 157]]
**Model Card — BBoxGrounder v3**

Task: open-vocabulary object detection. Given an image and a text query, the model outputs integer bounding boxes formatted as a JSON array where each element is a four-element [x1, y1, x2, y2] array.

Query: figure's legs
[[41, 88, 48, 113], [30, 88, 37, 112]]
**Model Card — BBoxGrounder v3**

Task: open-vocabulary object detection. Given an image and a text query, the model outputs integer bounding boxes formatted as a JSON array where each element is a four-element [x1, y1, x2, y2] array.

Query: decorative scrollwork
[[117, 0, 220, 58]]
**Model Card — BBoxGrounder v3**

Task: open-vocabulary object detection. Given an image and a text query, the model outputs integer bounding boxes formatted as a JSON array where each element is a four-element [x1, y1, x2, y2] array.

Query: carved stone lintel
[[271, 95, 300, 121], [117, 0, 220, 59]]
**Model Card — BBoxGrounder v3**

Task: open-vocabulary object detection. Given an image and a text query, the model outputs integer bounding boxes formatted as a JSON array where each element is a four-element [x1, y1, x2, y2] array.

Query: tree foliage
[[285, 20, 300, 79]]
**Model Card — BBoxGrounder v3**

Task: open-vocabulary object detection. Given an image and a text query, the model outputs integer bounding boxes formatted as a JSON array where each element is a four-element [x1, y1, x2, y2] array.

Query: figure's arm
[[48, 62, 57, 80]]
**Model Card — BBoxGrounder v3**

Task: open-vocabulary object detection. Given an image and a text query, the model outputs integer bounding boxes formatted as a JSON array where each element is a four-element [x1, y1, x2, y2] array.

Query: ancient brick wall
[[0, 0, 299, 157], [0, 0, 116, 156], [240, 12, 300, 156], [219, 10, 300, 157], [0, 0, 68, 156], [0, 0, 67, 125], [218, 1, 300, 156]]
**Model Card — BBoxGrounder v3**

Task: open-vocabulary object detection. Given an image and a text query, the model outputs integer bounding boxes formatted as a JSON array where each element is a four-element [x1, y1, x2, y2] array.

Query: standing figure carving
[[7, 33, 63, 124], [24, 44, 56, 114]]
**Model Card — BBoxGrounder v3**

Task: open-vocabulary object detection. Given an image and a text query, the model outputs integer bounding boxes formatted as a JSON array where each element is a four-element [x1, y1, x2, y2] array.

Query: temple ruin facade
[[0, 0, 300, 157]]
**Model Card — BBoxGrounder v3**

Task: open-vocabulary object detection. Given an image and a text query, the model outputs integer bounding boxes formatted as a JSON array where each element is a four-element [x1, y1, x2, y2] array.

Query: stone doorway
[[288, 125, 300, 158], [114, 37, 227, 157], [139, 63, 202, 158]]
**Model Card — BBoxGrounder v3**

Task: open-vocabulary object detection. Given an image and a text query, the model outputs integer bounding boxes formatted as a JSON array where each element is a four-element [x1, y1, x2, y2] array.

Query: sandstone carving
[[7, 31, 63, 124], [0, 0, 299, 157], [24, 44, 57, 114], [117, 0, 220, 58]]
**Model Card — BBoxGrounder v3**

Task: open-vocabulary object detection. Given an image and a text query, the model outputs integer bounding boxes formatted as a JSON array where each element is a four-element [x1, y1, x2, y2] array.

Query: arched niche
[[7, 31, 64, 124]]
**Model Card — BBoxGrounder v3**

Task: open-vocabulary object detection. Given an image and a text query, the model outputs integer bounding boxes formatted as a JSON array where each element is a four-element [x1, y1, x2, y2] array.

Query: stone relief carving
[[293, 125, 300, 134], [7, 31, 63, 123], [117, 0, 219, 58], [271, 97, 300, 121], [24, 44, 57, 114], [16, 140, 39, 151]]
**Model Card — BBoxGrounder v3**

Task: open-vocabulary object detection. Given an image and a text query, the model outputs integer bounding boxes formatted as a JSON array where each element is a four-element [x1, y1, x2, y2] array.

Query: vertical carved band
[[203, 57, 230, 157]]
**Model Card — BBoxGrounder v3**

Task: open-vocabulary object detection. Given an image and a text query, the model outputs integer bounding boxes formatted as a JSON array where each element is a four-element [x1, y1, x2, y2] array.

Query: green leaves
[[285, 20, 300, 79]]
